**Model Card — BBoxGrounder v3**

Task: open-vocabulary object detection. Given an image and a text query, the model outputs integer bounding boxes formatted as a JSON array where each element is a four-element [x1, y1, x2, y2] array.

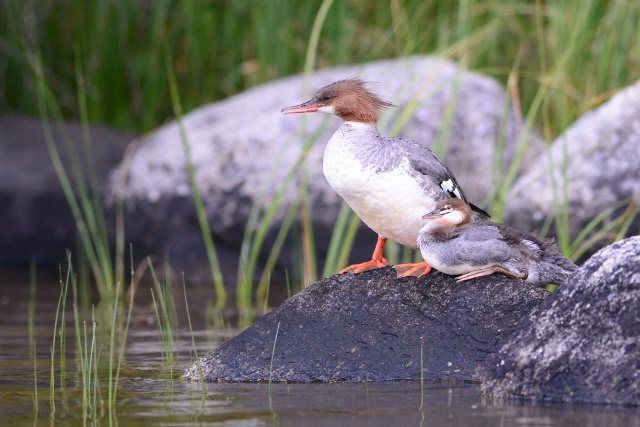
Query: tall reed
[[165, 48, 227, 312], [149, 260, 179, 379], [184, 277, 207, 394], [21, 38, 122, 304]]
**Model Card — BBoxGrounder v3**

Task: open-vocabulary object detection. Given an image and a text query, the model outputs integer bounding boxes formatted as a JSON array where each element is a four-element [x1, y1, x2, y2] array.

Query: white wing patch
[[440, 178, 462, 199], [440, 179, 454, 192]]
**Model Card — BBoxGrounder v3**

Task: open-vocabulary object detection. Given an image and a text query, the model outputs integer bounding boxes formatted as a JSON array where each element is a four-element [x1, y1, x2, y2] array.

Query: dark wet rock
[[0, 114, 132, 267], [107, 56, 542, 282], [184, 267, 549, 382], [483, 236, 640, 405], [504, 80, 640, 244]]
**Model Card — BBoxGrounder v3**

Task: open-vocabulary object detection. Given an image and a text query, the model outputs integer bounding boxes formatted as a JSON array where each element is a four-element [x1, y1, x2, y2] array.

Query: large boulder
[[483, 236, 640, 405], [0, 114, 132, 268], [184, 267, 549, 382], [107, 56, 542, 282], [504, 81, 640, 244]]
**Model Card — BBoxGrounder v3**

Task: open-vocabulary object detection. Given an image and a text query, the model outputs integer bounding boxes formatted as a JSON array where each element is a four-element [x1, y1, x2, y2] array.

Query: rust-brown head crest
[[281, 79, 394, 123]]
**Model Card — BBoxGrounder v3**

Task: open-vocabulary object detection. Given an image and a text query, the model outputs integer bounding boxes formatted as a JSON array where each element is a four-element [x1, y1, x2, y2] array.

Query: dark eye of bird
[[323, 95, 331, 100]]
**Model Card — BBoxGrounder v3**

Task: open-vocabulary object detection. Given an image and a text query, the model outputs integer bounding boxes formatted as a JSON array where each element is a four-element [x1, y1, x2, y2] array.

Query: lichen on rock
[[483, 236, 640, 405]]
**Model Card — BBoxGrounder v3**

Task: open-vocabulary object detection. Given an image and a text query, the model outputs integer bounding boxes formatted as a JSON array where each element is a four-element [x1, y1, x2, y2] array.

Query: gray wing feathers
[[398, 138, 468, 201], [458, 225, 503, 242], [452, 226, 513, 265]]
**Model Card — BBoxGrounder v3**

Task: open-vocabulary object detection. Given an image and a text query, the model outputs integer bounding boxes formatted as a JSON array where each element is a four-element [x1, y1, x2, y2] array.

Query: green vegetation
[[2, 1, 639, 136], [113, 247, 137, 402], [184, 277, 207, 393], [2, 1, 639, 315], [268, 321, 281, 394], [44, 255, 108, 423], [166, 47, 228, 312], [29, 254, 181, 423], [149, 261, 179, 380]]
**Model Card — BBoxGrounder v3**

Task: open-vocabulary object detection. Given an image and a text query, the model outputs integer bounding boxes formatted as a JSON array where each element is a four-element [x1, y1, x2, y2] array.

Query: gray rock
[[107, 56, 542, 282], [184, 267, 549, 382], [483, 236, 640, 405], [504, 80, 640, 242], [0, 114, 132, 267]]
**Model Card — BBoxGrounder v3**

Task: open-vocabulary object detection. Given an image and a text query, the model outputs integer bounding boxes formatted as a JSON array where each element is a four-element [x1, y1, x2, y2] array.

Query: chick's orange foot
[[394, 261, 432, 278]]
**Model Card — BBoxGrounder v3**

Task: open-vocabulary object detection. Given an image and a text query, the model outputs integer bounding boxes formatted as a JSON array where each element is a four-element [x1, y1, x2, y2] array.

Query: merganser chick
[[282, 79, 488, 275], [408, 198, 577, 285]]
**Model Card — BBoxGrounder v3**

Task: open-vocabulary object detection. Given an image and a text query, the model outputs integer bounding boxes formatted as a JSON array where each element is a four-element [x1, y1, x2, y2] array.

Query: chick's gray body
[[418, 219, 577, 285]]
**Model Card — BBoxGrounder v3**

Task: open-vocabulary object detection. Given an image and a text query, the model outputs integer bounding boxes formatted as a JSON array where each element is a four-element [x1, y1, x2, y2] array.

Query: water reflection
[[1, 280, 639, 426]]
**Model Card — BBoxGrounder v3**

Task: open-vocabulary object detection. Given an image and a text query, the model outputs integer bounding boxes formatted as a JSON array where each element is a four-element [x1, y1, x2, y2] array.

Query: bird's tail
[[538, 238, 578, 285]]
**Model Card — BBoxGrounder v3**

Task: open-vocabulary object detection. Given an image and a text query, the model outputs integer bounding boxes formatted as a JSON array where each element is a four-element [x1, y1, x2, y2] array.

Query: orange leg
[[394, 261, 432, 278], [339, 236, 389, 274]]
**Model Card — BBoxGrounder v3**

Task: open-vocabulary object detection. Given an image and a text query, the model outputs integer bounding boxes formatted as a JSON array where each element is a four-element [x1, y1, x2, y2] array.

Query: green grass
[[2, 1, 639, 319], [28, 46, 121, 304], [48, 262, 69, 417], [108, 280, 121, 421], [32, 252, 215, 422], [184, 276, 207, 394], [114, 246, 137, 403], [149, 262, 177, 379], [268, 321, 281, 395], [165, 46, 227, 312], [3, 1, 639, 136], [70, 269, 99, 423]]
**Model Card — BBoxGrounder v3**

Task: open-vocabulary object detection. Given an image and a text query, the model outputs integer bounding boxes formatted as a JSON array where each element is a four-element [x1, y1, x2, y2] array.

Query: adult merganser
[[407, 198, 577, 285], [281, 79, 488, 275]]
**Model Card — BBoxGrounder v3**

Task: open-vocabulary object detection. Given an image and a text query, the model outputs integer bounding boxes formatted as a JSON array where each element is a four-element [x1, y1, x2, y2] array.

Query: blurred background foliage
[[1, 0, 639, 135]]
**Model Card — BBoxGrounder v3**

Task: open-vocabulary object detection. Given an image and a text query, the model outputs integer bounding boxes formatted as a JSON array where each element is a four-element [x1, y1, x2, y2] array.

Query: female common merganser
[[406, 198, 577, 285], [281, 79, 488, 276]]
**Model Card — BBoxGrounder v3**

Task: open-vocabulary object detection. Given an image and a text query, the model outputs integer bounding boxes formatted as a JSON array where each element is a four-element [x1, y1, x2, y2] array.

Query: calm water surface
[[1, 276, 639, 426]]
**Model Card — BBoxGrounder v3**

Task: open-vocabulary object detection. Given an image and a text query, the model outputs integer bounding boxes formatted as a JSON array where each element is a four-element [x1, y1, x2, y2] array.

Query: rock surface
[[0, 114, 132, 267], [184, 267, 549, 382], [504, 80, 640, 242], [483, 236, 640, 405], [107, 56, 542, 282]]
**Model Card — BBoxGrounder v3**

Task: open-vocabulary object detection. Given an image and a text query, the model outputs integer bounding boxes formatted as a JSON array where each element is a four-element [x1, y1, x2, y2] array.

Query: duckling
[[401, 198, 577, 285]]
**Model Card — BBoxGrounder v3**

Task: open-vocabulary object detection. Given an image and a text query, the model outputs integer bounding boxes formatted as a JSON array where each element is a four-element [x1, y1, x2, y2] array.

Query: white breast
[[323, 130, 435, 249]]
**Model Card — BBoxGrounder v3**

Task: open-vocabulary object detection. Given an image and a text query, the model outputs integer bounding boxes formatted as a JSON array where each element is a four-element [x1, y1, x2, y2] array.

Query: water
[[1, 275, 639, 426]]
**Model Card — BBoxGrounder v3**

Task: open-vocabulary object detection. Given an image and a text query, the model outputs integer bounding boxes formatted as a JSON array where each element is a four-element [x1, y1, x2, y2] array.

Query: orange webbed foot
[[394, 261, 432, 278], [340, 235, 388, 274], [339, 257, 389, 274]]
